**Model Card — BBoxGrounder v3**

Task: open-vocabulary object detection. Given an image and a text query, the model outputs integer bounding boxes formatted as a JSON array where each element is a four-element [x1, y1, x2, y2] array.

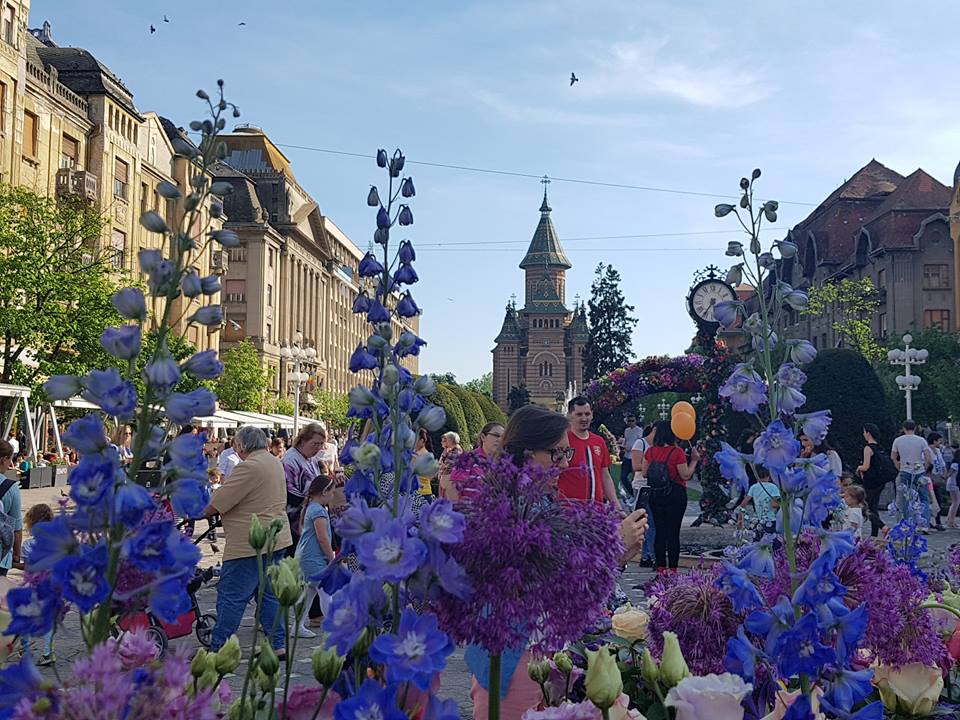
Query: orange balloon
[[671, 411, 696, 441], [672, 401, 696, 421]]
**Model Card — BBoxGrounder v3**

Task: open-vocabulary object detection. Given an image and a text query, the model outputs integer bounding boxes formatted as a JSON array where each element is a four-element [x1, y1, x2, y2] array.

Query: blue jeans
[[896, 469, 930, 525], [640, 496, 656, 561], [211, 551, 286, 651]]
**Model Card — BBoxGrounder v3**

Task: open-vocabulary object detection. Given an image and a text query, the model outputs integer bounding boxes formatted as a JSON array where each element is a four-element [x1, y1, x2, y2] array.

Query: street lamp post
[[887, 333, 928, 422], [691, 392, 704, 405], [279, 331, 317, 438], [657, 399, 671, 420]]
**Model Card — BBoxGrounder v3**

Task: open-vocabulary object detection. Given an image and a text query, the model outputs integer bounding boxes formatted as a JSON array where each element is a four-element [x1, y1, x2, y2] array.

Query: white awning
[[194, 413, 240, 429], [216, 410, 274, 429], [0, 383, 31, 399], [262, 413, 299, 429], [52, 397, 99, 410]]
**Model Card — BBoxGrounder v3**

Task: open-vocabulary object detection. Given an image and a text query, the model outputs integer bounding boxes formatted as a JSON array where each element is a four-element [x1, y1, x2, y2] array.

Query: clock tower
[[686, 265, 737, 352]]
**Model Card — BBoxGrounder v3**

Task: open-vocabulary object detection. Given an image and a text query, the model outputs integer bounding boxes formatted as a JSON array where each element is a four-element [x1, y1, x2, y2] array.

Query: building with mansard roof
[[780, 159, 955, 346], [492, 188, 589, 410]]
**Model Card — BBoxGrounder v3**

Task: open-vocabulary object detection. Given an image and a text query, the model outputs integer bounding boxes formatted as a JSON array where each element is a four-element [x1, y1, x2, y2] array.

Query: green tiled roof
[[495, 303, 523, 343], [519, 191, 571, 270]]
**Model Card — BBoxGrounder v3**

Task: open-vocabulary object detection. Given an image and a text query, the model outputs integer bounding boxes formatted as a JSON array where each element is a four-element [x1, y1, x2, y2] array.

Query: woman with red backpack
[[640, 420, 700, 571]]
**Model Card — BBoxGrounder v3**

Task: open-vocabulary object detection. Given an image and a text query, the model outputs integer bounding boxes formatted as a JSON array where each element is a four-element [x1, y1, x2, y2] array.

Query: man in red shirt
[[559, 396, 618, 505]]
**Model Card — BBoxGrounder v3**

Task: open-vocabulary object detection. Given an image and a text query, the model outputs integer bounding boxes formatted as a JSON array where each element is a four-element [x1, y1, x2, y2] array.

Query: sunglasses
[[541, 447, 575, 462]]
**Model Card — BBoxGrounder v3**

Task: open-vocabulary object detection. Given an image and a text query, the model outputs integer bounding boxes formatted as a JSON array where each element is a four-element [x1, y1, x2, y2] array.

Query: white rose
[[665, 673, 751, 720], [873, 663, 944, 716]]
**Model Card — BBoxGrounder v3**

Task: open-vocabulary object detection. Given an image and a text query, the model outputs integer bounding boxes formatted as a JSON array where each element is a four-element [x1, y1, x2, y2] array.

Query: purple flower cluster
[[646, 565, 741, 675], [584, 354, 709, 412], [435, 454, 623, 655]]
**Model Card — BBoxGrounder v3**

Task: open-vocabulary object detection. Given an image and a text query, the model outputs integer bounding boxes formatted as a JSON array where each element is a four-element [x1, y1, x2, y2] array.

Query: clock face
[[690, 280, 736, 323]]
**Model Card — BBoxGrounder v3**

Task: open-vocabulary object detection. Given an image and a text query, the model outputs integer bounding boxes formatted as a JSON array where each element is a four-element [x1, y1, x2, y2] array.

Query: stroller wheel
[[145, 624, 168, 658], [196, 612, 217, 647]]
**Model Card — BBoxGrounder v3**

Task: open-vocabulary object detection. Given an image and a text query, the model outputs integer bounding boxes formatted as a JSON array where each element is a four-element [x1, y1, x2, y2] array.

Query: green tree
[[802, 348, 894, 468], [583, 263, 637, 381], [803, 278, 883, 362], [313, 389, 350, 430], [508, 384, 530, 413], [449, 384, 485, 442], [215, 339, 269, 411], [464, 372, 493, 397], [0, 186, 112, 416], [474, 392, 508, 426]]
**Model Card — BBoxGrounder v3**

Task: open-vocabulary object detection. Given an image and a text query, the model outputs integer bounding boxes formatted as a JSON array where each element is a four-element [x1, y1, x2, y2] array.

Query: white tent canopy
[[215, 409, 273, 429]]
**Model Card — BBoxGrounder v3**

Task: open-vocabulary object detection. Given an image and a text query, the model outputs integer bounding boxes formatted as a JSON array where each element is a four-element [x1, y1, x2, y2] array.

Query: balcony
[[55, 168, 98, 201]]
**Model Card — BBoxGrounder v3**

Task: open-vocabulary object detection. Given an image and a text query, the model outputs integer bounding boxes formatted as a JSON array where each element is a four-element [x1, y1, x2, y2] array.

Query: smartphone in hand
[[633, 486, 650, 513]]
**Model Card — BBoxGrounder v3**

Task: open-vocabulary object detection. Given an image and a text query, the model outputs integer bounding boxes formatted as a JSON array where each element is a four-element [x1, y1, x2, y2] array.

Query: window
[[108, 106, 114, 131], [139, 182, 149, 216], [225, 279, 246, 303], [22, 110, 37, 158], [110, 229, 125, 270], [268, 248, 274, 268], [877, 268, 886, 289], [266, 323, 272, 343], [113, 157, 129, 200], [0, 82, 6, 132], [821, 333, 827, 349], [924, 309, 950, 330], [2, 5, 15, 46], [267, 283, 273, 307], [60, 134, 79, 169], [228, 246, 247, 263], [923, 264, 950, 290], [878, 313, 887, 337]]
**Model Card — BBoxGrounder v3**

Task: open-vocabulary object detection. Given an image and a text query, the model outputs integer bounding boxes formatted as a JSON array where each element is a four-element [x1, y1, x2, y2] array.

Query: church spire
[[539, 175, 551, 213], [519, 177, 571, 270]]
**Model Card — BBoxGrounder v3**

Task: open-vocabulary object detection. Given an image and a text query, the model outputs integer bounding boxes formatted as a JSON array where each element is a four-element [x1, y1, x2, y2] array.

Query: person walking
[[891, 419, 933, 527], [0, 441, 23, 577], [856, 423, 894, 537], [620, 415, 643, 499], [281, 424, 324, 547], [218, 436, 241, 478], [640, 421, 699, 572], [204, 426, 292, 655], [927, 432, 948, 531], [946, 457, 960, 529], [559, 396, 618, 505], [293, 474, 336, 638], [413, 428, 436, 496]]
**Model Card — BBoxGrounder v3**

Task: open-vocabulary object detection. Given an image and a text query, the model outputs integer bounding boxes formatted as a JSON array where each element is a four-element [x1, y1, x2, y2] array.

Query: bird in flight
[[238, 21, 246, 26], [149, 24, 156, 34], [570, 72, 579, 86], [163, 14, 170, 22]]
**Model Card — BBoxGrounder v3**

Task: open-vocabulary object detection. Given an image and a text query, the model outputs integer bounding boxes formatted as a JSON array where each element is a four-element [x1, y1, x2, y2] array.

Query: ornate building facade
[[492, 189, 588, 410]]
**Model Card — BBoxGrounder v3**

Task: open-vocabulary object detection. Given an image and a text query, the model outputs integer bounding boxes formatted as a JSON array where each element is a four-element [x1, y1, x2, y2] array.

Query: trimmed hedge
[[449, 385, 486, 445], [475, 393, 508, 426], [801, 348, 895, 470]]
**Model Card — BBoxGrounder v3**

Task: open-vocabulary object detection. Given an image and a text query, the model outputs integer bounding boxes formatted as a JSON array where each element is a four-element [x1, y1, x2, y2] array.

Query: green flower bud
[[257, 640, 280, 677], [381, 364, 399, 387], [268, 557, 303, 607], [553, 651, 573, 676], [227, 698, 255, 720], [640, 647, 659, 687], [584, 646, 622, 711], [527, 658, 551, 685], [215, 635, 242, 675], [31, 698, 52, 714], [659, 632, 690, 688], [198, 668, 219, 690], [248, 516, 267, 552], [191, 648, 209, 678], [269, 517, 284, 535], [258, 667, 278, 693], [312, 646, 346, 686]]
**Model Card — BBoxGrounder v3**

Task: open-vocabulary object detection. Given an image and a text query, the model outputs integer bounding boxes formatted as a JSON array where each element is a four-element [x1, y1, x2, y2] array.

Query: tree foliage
[[464, 371, 493, 397], [313, 389, 350, 430], [215, 339, 269, 411], [802, 348, 894, 469], [0, 186, 114, 411], [508, 384, 531, 413], [803, 278, 883, 362], [428, 372, 458, 385], [583, 263, 637, 382]]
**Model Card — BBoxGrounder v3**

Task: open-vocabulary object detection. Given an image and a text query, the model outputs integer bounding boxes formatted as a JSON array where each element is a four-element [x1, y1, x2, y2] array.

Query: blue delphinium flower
[[718, 366, 767, 414], [424, 696, 459, 720], [164, 432, 209, 480], [324, 577, 381, 655], [181, 349, 224, 379], [69, 453, 122, 507], [357, 518, 427, 582], [165, 388, 216, 425], [822, 600, 868, 663], [787, 338, 818, 365], [394, 263, 418, 285], [100, 324, 142, 360], [724, 626, 762, 680], [744, 595, 794, 654], [396, 293, 420, 318], [6, 578, 58, 636], [144, 347, 183, 393], [188, 305, 223, 326], [61, 414, 108, 456], [791, 563, 846, 609], [54, 543, 110, 612], [170, 478, 209, 519], [753, 420, 800, 473], [125, 521, 176, 571], [818, 699, 884, 720], [716, 563, 764, 612], [0, 656, 43, 716], [42, 374, 84, 400], [333, 679, 406, 720], [23, 516, 76, 571], [418, 499, 465, 544], [737, 535, 776, 579], [150, 575, 193, 622], [349, 344, 379, 372], [113, 482, 155, 527], [797, 410, 831, 444], [774, 384, 806, 415], [367, 300, 390, 323], [369, 608, 454, 689], [824, 668, 874, 713], [358, 252, 384, 277], [775, 362, 807, 388], [82, 368, 137, 418], [715, 442, 752, 494], [111, 287, 147, 320], [772, 612, 835, 678]]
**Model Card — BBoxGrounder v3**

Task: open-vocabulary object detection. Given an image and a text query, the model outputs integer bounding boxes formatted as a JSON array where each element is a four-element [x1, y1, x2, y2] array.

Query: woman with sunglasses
[[467, 404, 648, 720]]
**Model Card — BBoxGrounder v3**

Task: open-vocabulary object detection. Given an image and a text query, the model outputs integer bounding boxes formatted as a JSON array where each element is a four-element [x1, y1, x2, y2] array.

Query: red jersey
[[558, 431, 611, 502]]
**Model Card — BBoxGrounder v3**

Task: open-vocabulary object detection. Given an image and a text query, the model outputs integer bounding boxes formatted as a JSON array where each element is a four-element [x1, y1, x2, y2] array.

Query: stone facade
[[782, 160, 955, 346], [213, 126, 418, 404], [492, 190, 588, 410]]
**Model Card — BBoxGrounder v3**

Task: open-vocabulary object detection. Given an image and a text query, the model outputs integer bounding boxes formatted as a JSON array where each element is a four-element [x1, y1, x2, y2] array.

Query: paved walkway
[[8, 487, 960, 718]]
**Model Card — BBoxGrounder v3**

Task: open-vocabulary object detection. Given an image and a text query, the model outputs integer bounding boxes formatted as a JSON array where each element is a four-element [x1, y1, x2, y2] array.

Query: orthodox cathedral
[[492, 186, 590, 410]]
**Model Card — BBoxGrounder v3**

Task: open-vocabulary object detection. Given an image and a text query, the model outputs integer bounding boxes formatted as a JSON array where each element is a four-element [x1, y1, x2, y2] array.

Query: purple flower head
[[356, 518, 427, 582], [367, 300, 390, 323], [61, 413, 107, 456], [358, 252, 384, 278], [369, 609, 454, 689], [797, 410, 831, 444], [181, 349, 224, 380], [719, 366, 767, 414], [774, 385, 806, 415], [54, 542, 110, 613], [349, 344, 378, 372], [396, 292, 421, 318], [100, 324, 142, 360], [165, 388, 216, 426], [69, 453, 122, 507], [419, 499, 465, 544], [715, 441, 751, 494], [754, 420, 800, 473], [395, 262, 419, 285], [398, 239, 416, 263], [776, 363, 807, 389], [6, 578, 59, 637], [352, 291, 372, 313], [83, 368, 137, 419], [333, 679, 406, 720]]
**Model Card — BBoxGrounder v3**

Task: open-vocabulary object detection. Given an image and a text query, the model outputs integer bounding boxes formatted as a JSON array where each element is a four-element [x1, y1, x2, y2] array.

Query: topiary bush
[[449, 384, 486, 445], [474, 392, 507, 426], [801, 348, 895, 469]]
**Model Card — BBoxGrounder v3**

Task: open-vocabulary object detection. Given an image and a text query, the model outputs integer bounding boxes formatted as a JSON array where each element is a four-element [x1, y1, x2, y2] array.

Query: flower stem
[[308, 687, 331, 720], [488, 653, 502, 720]]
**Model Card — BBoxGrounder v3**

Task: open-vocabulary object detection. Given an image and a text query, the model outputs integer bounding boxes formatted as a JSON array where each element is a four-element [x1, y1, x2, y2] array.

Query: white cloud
[[582, 39, 772, 109], [471, 89, 648, 128]]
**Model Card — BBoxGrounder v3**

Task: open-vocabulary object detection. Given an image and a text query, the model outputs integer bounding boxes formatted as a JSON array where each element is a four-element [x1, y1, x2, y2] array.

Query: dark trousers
[[619, 458, 634, 496], [650, 485, 687, 569], [865, 484, 885, 537]]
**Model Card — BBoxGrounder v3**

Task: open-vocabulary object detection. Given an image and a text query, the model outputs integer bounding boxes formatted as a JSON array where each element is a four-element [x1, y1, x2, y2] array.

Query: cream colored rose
[[611, 605, 650, 643], [873, 663, 944, 716]]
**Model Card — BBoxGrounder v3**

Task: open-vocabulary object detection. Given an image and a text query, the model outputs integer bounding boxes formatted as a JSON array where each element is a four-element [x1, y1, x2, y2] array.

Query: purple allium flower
[[436, 455, 623, 655]]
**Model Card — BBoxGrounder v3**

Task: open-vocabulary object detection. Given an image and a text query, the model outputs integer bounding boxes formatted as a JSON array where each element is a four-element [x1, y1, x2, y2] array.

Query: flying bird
[[238, 21, 246, 26], [570, 72, 579, 86], [149, 24, 156, 34], [163, 14, 170, 22]]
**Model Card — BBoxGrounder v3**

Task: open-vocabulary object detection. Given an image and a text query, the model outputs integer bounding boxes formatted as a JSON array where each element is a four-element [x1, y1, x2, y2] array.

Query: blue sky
[[34, 0, 960, 383]]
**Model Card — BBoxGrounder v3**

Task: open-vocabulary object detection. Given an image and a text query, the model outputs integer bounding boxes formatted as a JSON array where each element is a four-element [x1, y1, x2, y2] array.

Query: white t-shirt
[[892, 434, 930, 468], [630, 438, 650, 488], [218, 447, 241, 477], [313, 441, 339, 470], [623, 426, 644, 457], [7, 438, 18, 457], [843, 507, 864, 538]]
